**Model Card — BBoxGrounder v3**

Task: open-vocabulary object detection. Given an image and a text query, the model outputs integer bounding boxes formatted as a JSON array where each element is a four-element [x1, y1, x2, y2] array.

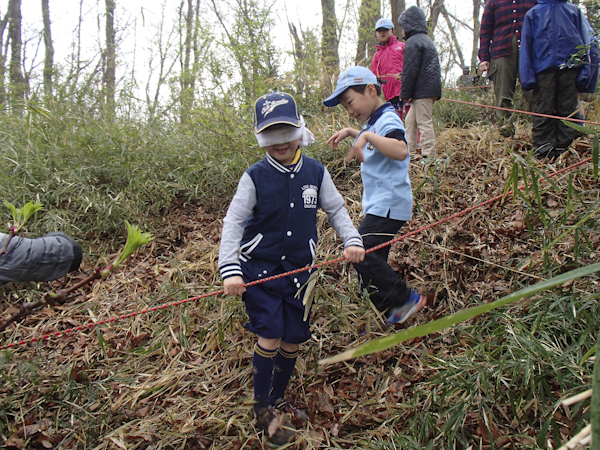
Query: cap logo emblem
[[261, 99, 289, 117], [353, 77, 364, 83]]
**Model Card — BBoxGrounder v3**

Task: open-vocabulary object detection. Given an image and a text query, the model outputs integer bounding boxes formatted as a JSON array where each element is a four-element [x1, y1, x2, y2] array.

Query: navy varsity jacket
[[218, 152, 363, 289]]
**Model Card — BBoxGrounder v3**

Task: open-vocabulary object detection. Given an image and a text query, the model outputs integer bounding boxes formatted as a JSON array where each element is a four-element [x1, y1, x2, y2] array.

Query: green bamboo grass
[[320, 261, 600, 364], [593, 340, 600, 450], [564, 120, 599, 176]]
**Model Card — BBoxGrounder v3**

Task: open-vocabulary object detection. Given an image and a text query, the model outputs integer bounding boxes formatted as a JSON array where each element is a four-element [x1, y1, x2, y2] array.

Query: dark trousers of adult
[[531, 68, 579, 149], [353, 214, 411, 312], [490, 34, 533, 120]]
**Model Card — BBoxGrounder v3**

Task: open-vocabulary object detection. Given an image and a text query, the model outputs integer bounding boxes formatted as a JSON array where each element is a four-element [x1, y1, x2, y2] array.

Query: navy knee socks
[[269, 347, 298, 404], [252, 343, 277, 414]]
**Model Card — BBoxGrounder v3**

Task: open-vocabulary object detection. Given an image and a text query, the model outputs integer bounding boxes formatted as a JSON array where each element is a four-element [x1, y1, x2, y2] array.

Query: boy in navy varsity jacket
[[324, 66, 426, 327], [218, 92, 364, 445]]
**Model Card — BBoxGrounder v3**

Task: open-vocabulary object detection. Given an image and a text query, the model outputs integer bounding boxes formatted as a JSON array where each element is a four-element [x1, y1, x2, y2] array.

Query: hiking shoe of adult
[[549, 147, 568, 159], [255, 406, 296, 446], [274, 397, 309, 427], [499, 122, 515, 138], [386, 290, 426, 325], [534, 143, 554, 159]]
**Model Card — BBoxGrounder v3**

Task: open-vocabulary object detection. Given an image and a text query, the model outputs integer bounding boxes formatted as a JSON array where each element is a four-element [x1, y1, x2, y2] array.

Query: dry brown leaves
[[0, 122, 598, 449]]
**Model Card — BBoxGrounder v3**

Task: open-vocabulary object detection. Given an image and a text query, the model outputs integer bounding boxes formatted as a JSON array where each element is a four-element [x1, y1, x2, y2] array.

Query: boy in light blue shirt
[[325, 66, 426, 325]]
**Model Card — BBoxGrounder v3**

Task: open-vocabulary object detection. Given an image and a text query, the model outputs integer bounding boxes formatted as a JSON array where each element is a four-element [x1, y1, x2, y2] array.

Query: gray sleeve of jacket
[[218, 172, 257, 279], [0, 232, 82, 284], [318, 168, 363, 249]]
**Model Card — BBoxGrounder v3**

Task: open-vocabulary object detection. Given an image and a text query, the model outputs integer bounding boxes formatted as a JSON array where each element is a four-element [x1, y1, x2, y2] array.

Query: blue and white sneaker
[[386, 290, 426, 325]]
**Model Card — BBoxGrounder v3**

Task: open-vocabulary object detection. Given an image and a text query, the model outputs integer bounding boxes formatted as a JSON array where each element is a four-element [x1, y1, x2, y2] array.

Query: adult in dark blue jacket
[[398, 6, 441, 157], [520, 0, 592, 158]]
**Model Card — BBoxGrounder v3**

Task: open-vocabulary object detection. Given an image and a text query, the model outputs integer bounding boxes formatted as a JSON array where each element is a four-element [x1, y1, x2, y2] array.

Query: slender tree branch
[[0, 229, 16, 256], [442, 5, 473, 31], [0, 268, 103, 333], [441, 5, 464, 69]]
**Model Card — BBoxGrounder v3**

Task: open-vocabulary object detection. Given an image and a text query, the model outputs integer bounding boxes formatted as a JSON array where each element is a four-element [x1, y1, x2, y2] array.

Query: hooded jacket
[[371, 34, 405, 101], [0, 232, 82, 285], [520, 0, 592, 91], [398, 6, 442, 101]]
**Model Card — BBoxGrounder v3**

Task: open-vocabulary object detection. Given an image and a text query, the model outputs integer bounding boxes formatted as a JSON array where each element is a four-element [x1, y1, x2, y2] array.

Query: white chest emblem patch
[[302, 185, 318, 209]]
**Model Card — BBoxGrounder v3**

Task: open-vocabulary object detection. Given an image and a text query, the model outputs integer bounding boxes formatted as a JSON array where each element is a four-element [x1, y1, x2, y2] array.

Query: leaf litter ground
[[0, 121, 599, 450]]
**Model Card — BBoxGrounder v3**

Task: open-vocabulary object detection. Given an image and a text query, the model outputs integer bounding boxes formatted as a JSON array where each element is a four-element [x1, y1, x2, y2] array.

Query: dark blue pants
[[532, 68, 579, 149], [353, 214, 411, 312]]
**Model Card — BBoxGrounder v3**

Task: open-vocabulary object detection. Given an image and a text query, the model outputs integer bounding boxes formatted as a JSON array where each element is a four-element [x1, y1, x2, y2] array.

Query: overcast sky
[[18, 0, 473, 95]]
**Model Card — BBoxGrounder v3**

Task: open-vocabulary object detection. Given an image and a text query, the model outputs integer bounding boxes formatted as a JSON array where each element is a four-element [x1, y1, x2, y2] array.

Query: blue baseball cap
[[375, 18, 394, 30], [323, 66, 380, 107], [254, 92, 301, 133]]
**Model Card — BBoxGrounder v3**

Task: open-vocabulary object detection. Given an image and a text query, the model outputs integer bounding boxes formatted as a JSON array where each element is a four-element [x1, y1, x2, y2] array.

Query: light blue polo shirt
[[355, 103, 412, 221]]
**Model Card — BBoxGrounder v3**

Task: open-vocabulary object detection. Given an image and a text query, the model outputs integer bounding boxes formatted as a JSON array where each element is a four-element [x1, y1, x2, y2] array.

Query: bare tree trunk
[[104, 0, 116, 117], [180, 0, 194, 123], [145, 5, 180, 122], [211, 0, 258, 103], [472, 0, 483, 72], [289, 22, 305, 96], [355, 0, 380, 65], [240, 0, 260, 100], [190, 0, 201, 100], [8, 0, 25, 110], [65, 0, 84, 100], [0, 12, 10, 106], [442, 6, 464, 69], [390, 0, 405, 40], [428, 0, 444, 37], [321, 0, 339, 99], [41, 0, 53, 101]]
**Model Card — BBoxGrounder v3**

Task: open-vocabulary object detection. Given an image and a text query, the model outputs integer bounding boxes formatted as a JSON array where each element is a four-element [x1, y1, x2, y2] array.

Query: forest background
[[1, 0, 600, 449]]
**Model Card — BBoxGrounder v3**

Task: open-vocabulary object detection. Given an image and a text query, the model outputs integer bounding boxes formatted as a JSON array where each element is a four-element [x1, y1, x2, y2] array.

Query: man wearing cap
[[218, 92, 364, 445], [457, 66, 475, 88], [371, 18, 407, 117], [478, 0, 536, 136]]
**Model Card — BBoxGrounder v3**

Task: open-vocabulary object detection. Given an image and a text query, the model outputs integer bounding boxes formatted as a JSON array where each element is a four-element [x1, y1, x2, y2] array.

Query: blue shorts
[[242, 266, 311, 344]]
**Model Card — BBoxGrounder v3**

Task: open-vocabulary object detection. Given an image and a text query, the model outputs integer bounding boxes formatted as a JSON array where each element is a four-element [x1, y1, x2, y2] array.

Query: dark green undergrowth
[[0, 103, 259, 244], [403, 289, 599, 449], [435, 83, 532, 129], [1, 98, 599, 449], [0, 100, 363, 248]]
